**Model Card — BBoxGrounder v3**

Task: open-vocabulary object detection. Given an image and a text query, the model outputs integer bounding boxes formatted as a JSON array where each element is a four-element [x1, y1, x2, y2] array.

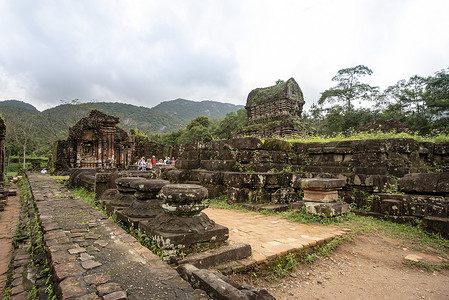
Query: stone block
[[434, 142, 449, 155], [271, 188, 297, 204], [227, 187, 251, 203], [427, 196, 448, 218], [422, 217, 449, 238], [95, 172, 118, 199], [304, 202, 350, 216], [265, 173, 292, 188], [226, 137, 263, 150], [175, 159, 200, 169], [223, 172, 266, 188], [408, 202, 428, 217], [398, 173, 449, 193], [290, 201, 305, 210], [139, 220, 229, 250], [381, 199, 402, 216], [303, 190, 338, 203], [250, 189, 272, 203], [200, 160, 236, 171], [196, 171, 224, 186], [164, 169, 192, 183], [300, 178, 346, 190], [260, 204, 290, 212], [178, 243, 252, 269], [190, 268, 251, 300]]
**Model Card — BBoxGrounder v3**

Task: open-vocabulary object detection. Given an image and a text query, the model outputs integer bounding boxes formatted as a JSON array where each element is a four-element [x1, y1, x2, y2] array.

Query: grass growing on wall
[[286, 130, 449, 143]]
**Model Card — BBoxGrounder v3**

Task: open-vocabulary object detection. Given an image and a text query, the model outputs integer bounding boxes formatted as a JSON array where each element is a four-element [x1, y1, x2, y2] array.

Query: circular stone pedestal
[[140, 184, 229, 250]]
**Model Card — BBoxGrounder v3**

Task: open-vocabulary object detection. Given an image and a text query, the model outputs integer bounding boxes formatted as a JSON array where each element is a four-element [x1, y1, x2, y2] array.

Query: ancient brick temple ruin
[[241, 78, 307, 137], [0, 117, 7, 210], [54, 110, 133, 171]]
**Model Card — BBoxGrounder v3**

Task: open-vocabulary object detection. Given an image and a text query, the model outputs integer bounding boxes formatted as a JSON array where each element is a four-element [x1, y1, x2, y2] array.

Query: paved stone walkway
[[27, 173, 202, 299], [204, 208, 347, 264], [5, 173, 349, 299], [0, 184, 20, 297]]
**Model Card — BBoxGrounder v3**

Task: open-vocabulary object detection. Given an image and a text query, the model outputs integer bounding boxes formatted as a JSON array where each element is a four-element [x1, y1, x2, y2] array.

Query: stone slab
[[178, 243, 252, 269], [139, 221, 229, 250]]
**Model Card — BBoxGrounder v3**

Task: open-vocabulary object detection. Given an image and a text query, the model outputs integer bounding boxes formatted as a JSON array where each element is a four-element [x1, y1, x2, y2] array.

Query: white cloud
[[0, 0, 448, 111]]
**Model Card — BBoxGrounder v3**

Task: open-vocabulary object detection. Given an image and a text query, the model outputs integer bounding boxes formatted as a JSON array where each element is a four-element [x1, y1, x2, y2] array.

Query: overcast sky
[[0, 0, 448, 112]]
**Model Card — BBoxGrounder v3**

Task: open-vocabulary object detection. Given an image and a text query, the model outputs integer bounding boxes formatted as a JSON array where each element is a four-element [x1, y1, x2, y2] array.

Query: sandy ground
[[230, 233, 449, 300]]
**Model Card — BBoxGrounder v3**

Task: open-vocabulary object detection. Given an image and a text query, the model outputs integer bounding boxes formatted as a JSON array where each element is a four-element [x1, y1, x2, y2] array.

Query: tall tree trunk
[[22, 141, 27, 170]]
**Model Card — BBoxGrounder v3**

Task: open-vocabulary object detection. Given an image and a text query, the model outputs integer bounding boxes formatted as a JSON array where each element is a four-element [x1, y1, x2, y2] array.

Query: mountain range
[[0, 98, 244, 134]]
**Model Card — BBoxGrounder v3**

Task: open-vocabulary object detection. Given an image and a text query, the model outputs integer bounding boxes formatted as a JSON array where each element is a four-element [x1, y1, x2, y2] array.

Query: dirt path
[[230, 233, 449, 300]]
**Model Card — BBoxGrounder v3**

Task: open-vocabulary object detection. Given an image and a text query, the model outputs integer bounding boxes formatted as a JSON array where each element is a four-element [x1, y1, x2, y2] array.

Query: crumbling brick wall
[[167, 137, 449, 237]]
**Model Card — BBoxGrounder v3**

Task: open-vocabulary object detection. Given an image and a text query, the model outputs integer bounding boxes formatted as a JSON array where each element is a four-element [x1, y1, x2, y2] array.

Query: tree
[[5, 113, 37, 169], [318, 65, 379, 110], [275, 79, 285, 85], [213, 109, 247, 140], [383, 75, 428, 116], [426, 67, 449, 127], [177, 116, 214, 143], [382, 75, 431, 134]]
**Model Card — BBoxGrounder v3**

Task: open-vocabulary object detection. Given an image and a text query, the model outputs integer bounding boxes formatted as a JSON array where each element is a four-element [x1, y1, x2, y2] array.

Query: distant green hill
[[0, 100, 40, 114], [0, 99, 243, 135], [152, 98, 244, 122], [39, 102, 185, 134], [0, 98, 244, 153]]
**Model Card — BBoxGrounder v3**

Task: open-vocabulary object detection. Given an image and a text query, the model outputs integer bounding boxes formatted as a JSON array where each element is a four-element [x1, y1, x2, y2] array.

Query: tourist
[[166, 157, 172, 164], [138, 157, 146, 171], [151, 156, 156, 166], [171, 157, 176, 165]]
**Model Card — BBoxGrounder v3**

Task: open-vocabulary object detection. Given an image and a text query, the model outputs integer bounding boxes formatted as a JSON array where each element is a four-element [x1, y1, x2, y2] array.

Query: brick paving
[[27, 173, 202, 300], [0, 184, 20, 297], [204, 208, 347, 264]]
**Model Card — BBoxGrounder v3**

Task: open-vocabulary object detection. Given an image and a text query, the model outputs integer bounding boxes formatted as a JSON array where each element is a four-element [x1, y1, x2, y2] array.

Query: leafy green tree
[[383, 75, 428, 116], [318, 106, 380, 136], [426, 67, 449, 130], [382, 75, 431, 134], [213, 109, 247, 140], [275, 79, 285, 85], [177, 116, 214, 143], [319, 65, 379, 110]]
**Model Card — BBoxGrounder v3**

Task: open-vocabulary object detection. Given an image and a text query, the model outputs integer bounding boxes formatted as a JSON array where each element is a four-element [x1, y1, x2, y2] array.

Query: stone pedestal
[[300, 178, 350, 216], [118, 179, 169, 228], [104, 177, 139, 214], [139, 184, 229, 251]]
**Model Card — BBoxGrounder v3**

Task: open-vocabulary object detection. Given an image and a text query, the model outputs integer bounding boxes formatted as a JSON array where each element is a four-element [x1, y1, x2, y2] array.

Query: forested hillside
[[0, 98, 244, 158], [152, 98, 244, 122]]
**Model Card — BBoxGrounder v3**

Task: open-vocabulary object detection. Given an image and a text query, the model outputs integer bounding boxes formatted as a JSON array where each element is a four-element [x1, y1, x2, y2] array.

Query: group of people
[[137, 155, 176, 171]]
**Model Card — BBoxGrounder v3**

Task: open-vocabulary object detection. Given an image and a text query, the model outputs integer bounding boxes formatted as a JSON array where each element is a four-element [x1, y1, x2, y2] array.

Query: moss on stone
[[246, 78, 304, 107], [263, 139, 292, 151]]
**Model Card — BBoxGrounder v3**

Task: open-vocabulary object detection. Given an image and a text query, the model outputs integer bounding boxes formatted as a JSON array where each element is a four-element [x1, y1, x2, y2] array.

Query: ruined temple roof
[[68, 109, 123, 139], [246, 78, 305, 107]]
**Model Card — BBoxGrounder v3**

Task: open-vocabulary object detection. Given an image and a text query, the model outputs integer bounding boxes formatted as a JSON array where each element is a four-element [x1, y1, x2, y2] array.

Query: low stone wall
[[169, 137, 449, 237]]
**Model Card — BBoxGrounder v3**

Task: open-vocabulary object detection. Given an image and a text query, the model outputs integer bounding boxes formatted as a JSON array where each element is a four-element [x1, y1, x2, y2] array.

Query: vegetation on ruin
[[13, 176, 58, 300], [286, 130, 449, 144]]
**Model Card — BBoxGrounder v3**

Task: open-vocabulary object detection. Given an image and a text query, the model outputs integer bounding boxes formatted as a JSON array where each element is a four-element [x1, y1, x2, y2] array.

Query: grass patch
[[403, 260, 437, 272], [286, 130, 449, 143], [70, 187, 104, 213]]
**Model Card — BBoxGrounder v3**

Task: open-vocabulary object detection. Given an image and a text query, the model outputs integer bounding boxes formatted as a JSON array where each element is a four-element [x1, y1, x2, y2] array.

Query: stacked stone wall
[[170, 137, 449, 237]]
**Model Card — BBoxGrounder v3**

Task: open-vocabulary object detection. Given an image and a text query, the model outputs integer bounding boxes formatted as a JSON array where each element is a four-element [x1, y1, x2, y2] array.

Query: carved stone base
[[304, 201, 350, 216], [122, 199, 163, 219], [139, 218, 229, 250]]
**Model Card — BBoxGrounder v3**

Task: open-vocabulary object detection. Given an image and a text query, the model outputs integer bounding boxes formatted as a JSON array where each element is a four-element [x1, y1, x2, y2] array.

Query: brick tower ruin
[[54, 110, 132, 171], [241, 78, 307, 137]]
